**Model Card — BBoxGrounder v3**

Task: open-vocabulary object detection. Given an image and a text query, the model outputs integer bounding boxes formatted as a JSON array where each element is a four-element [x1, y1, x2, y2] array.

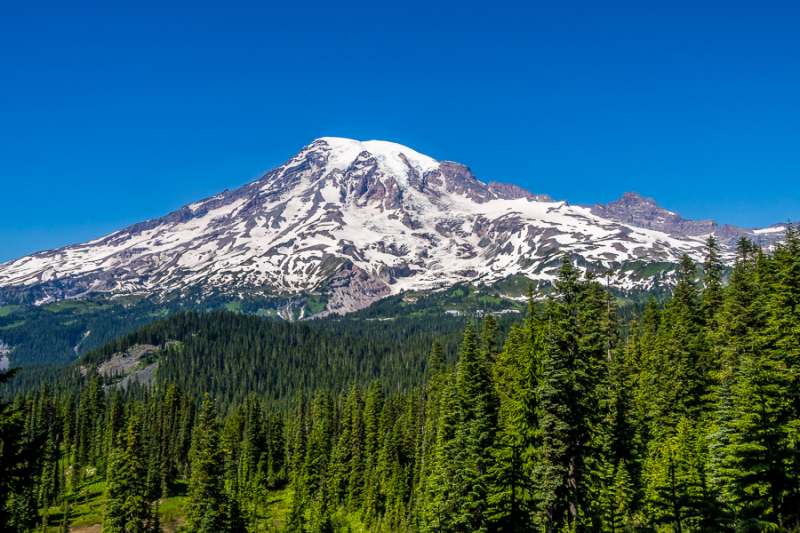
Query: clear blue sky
[[1, 0, 799, 263]]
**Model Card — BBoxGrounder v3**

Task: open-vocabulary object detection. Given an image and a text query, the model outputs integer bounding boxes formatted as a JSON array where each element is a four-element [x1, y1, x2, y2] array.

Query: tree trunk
[[568, 454, 579, 529]]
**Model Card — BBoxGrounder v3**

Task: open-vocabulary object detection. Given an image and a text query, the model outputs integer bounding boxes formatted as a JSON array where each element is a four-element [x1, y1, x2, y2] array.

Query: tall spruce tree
[[537, 255, 609, 533], [0, 368, 45, 533], [103, 413, 152, 533], [186, 395, 227, 533], [702, 235, 725, 324]]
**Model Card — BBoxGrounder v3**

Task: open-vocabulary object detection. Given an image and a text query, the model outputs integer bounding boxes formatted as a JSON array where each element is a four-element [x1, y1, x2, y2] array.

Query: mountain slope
[[0, 138, 786, 315], [585, 191, 786, 247]]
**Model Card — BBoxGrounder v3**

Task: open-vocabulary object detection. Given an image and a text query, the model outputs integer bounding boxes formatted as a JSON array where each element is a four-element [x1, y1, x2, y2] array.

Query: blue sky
[[1, 0, 798, 263]]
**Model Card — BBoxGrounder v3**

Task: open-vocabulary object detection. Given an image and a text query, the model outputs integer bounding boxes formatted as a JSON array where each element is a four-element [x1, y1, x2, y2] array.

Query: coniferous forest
[[1, 229, 800, 532]]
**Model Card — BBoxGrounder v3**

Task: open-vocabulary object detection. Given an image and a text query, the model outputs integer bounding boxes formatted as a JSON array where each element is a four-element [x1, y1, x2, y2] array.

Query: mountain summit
[[0, 138, 787, 315]]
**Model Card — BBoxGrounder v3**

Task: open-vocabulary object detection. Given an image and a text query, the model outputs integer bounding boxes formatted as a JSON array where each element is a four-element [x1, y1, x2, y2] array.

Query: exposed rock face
[[97, 344, 162, 378], [488, 181, 554, 202], [586, 192, 718, 236], [0, 138, 789, 314], [714, 223, 787, 248], [0, 342, 10, 371], [319, 263, 392, 316], [105, 362, 160, 391], [586, 191, 786, 247]]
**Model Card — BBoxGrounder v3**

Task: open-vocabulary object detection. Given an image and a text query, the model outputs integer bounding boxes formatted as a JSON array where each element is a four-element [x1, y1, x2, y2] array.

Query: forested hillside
[[1, 229, 799, 532], [2, 308, 521, 407]]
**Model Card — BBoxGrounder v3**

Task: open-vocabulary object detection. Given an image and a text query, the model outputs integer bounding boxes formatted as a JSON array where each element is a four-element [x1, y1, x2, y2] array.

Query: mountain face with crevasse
[[0, 138, 787, 316]]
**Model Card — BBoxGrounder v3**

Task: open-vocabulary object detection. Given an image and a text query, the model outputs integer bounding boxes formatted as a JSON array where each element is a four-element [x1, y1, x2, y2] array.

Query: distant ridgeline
[[1, 230, 799, 532], [2, 304, 524, 407], [0, 269, 661, 378]]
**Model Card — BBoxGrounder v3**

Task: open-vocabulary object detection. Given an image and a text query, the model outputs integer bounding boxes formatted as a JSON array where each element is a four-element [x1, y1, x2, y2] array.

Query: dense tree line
[[0, 300, 171, 367], [1, 227, 799, 532], [0, 280, 516, 372], [7, 310, 504, 412]]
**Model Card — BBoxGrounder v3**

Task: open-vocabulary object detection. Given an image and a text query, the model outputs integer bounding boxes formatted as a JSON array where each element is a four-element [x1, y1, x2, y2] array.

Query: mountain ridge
[[584, 190, 785, 246], [0, 137, 788, 316]]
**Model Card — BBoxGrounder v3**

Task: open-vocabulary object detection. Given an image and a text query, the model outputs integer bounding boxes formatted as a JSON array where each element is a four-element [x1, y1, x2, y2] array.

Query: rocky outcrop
[[488, 181, 554, 202], [97, 344, 162, 378], [0, 342, 10, 371], [586, 192, 786, 247], [318, 264, 392, 316], [105, 362, 159, 391], [586, 192, 718, 236]]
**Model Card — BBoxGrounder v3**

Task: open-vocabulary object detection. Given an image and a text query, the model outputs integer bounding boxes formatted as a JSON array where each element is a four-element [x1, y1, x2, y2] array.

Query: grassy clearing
[[264, 487, 292, 529], [255, 487, 365, 531], [40, 479, 191, 532], [304, 295, 328, 316], [156, 481, 189, 531], [37, 478, 368, 531], [66, 479, 106, 529], [0, 305, 21, 317], [224, 300, 242, 312], [41, 300, 109, 314]]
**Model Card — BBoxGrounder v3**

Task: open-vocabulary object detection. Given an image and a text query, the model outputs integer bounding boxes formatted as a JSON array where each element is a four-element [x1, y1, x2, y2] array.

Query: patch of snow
[[0, 137, 758, 311], [753, 226, 785, 235]]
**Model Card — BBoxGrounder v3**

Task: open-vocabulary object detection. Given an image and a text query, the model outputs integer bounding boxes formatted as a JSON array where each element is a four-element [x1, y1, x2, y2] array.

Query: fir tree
[[537, 255, 608, 533], [702, 235, 725, 324], [0, 368, 45, 533], [186, 395, 227, 533], [102, 413, 151, 533]]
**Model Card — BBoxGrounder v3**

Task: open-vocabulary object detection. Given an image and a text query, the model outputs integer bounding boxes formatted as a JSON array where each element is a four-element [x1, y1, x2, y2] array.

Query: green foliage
[[3, 229, 800, 532], [103, 413, 152, 533], [187, 395, 228, 532]]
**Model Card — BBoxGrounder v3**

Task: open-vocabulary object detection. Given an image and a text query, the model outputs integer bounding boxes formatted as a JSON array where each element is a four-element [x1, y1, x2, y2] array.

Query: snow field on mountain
[[0, 138, 775, 309]]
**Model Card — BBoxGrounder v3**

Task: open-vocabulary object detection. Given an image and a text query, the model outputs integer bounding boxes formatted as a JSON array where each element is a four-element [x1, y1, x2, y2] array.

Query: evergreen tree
[[0, 368, 45, 533], [537, 256, 608, 533], [103, 413, 151, 533], [430, 339, 446, 379], [714, 345, 793, 529], [702, 235, 725, 324], [186, 395, 227, 533]]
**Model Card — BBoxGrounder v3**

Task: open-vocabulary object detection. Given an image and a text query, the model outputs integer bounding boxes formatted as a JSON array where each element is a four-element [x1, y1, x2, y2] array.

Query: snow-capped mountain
[[0, 138, 787, 314]]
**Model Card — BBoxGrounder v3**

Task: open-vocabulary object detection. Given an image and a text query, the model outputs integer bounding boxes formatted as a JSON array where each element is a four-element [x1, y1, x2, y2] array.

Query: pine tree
[[59, 498, 71, 533], [426, 373, 460, 532], [149, 499, 161, 533], [490, 317, 542, 532], [361, 380, 386, 525], [537, 255, 610, 533], [0, 368, 45, 533], [103, 413, 151, 533], [186, 395, 227, 533], [427, 318, 500, 532], [714, 344, 793, 528], [702, 235, 724, 317], [268, 412, 286, 485], [304, 393, 334, 530], [430, 339, 446, 379]]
